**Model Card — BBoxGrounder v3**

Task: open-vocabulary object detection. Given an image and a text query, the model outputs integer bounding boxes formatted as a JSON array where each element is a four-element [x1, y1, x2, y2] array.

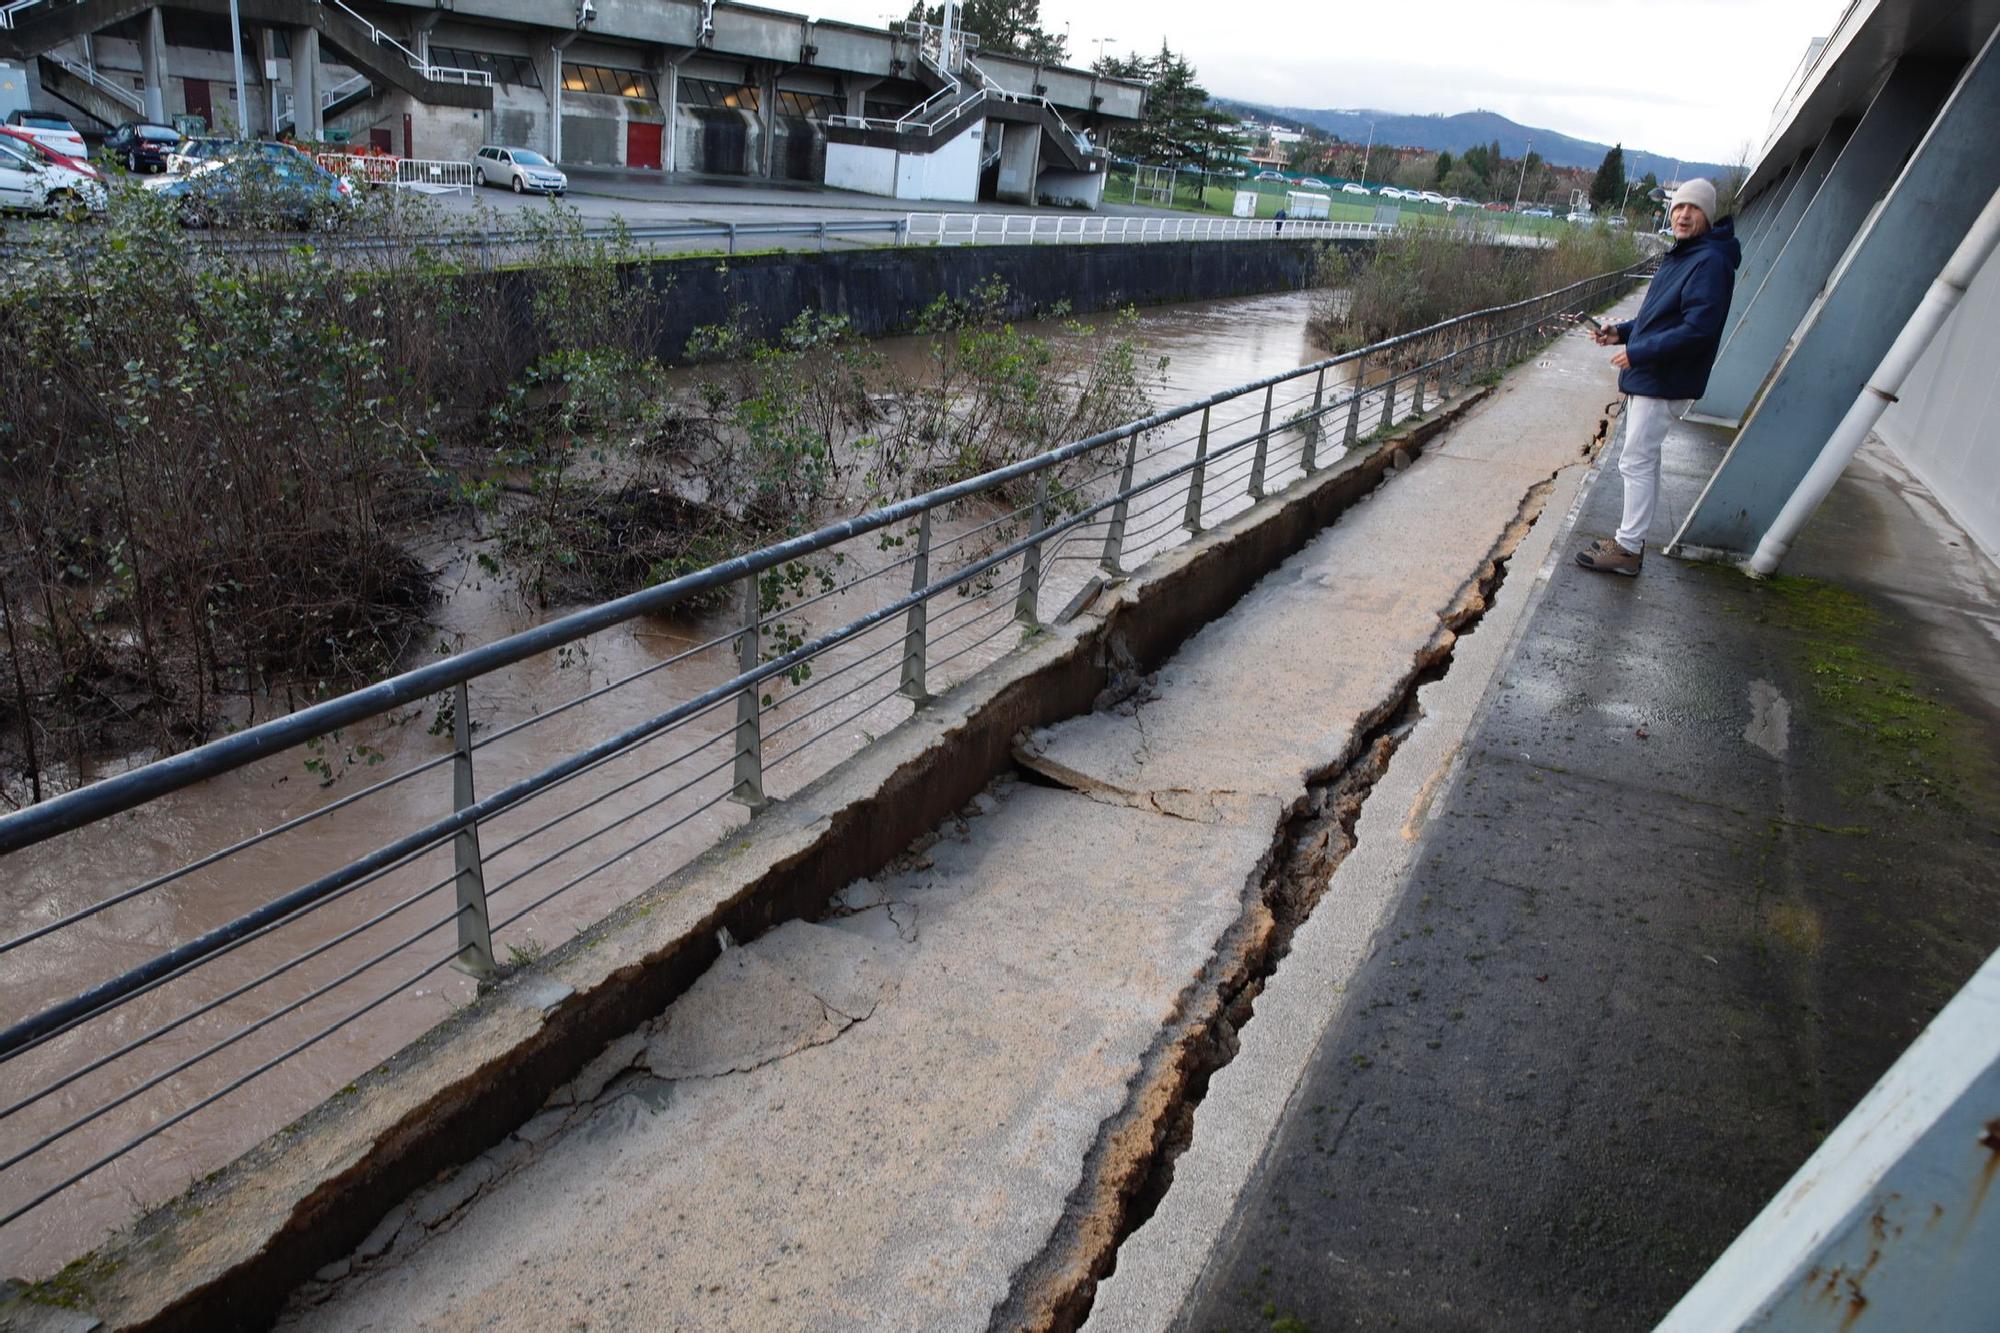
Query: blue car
[[149, 149, 355, 229]]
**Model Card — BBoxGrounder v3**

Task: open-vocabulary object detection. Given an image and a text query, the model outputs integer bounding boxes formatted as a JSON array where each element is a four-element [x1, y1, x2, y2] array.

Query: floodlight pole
[[1359, 120, 1374, 186], [1513, 138, 1531, 210]]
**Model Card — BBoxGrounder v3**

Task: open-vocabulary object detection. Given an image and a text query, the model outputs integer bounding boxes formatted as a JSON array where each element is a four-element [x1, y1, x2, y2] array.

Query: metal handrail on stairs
[[314, 0, 491, 87], [279, 71, 371, 130], [49, 52, 144, 113], [0, 0, 46, 31]]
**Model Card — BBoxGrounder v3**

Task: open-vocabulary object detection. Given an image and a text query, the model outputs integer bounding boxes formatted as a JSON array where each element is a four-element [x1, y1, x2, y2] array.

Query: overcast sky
[[803, 0, 1846, 166]]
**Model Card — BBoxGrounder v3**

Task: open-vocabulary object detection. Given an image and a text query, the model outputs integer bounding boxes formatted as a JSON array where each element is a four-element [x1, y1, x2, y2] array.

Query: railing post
[[1413, 345, 1427, 416], [1381, 371, 1397, 432], [727, 221, 738, 255], [1015, 469, 1048, 624], [817, 220, 827, 252], [1345, 356, 1365, 446], [449, 681, 496, 979], [1101, 433, 1139, 573], [1183, 405, 1210, 533], [1302, 367, 1325, 473], [899, 509, 931, 703], [729, 576, 765, 809], [1249, 383, 1273, 499]]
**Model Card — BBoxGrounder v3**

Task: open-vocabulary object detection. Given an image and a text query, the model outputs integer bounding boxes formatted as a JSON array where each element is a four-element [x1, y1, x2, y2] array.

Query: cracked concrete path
[[282, 312, 1634, 1333], [284, 784, 1282, 1332], [1016, 326, 1624, 812]]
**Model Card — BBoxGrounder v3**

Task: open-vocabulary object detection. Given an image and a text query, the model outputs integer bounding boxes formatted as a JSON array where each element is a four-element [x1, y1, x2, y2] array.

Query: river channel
[[0, 285, 1360, 1279]]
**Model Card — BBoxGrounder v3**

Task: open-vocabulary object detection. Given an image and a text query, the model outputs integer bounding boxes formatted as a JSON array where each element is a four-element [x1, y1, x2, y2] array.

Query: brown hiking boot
[[1576, 538, 1642, 577]]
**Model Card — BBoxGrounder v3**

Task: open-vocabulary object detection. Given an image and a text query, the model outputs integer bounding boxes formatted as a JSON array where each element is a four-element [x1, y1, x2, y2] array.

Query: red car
[[0, 125, 103, 182]]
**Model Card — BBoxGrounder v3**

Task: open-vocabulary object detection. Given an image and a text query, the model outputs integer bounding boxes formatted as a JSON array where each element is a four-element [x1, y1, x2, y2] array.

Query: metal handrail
[[0, 0, 43, 29], [48, 53, 145, 114], [0, 261, 1649, 1244], [314, 0, 492, 87]]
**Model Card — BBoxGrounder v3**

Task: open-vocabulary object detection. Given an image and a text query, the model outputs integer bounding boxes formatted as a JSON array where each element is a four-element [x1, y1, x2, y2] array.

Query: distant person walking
[[1575, 178, 1741, 577]]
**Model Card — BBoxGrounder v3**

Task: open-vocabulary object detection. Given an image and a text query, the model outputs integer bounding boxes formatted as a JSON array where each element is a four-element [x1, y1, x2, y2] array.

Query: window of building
[[774, 90, 841, 120], [678, 78, 759, 111], [430, 45, 541, 88], [562, 63, 658, 100]]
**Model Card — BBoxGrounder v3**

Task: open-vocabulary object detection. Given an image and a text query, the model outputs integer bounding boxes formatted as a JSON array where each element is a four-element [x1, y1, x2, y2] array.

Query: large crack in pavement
[[996, 477, 1556, 1333]]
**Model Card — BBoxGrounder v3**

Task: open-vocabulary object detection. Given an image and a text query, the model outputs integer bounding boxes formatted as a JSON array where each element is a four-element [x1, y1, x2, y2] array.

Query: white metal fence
[[394, 158, 475, 193], [905, 213, 1397, 246]]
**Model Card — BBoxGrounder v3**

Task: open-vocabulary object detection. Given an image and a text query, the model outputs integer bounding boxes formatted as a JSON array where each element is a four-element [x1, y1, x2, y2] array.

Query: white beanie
[[1669, 178, 1718, 222]]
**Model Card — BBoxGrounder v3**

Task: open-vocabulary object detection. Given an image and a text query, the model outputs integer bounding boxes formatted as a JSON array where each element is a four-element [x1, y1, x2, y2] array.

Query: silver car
[[473, 145, 567, 196]]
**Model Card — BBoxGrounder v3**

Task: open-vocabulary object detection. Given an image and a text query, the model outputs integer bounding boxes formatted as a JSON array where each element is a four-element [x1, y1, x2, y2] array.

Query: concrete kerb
[[6, 392, 1492, 1332], [1084, 391, 1626, 1331]]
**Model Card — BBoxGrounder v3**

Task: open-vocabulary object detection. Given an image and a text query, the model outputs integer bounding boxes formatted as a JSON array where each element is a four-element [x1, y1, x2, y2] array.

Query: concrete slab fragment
[[288, 784, 1279, 1332]]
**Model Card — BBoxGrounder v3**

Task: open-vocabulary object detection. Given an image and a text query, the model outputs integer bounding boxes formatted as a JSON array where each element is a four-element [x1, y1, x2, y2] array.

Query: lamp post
[[1358, 119, 1374, 187], [1096, 35, 1117, 67], [1513, 138, 1532, 210], [227, 0, 249, 135]]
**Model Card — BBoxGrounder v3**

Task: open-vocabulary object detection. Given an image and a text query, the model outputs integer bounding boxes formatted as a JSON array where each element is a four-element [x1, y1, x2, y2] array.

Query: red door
[[183, 79, 212, 130], [369, 128, 392, 154], [625, 120, 663, 170]]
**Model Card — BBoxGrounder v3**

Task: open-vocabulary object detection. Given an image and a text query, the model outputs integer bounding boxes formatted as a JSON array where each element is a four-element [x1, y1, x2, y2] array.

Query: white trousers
[[1615, 394, 1691, 553]]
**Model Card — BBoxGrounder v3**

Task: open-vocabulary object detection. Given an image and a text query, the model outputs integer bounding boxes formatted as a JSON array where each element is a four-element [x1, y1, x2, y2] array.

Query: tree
[[906, 0, 1067, 63], [1589, 143, 1626, 211], [1434, 150, 1452, 184], [1095, 42, 1213, 169]]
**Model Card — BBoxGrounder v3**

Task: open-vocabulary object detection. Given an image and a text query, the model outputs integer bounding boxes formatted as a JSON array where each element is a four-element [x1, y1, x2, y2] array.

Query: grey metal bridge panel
[[1673, 28, 2000, 556], [1694, 57, 1957, 423], [1719, 120, 1853, 348]]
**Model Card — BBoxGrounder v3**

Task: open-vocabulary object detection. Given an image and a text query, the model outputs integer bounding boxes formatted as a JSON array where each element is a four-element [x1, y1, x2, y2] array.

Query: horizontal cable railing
[[0, 262, 1648, 1270]]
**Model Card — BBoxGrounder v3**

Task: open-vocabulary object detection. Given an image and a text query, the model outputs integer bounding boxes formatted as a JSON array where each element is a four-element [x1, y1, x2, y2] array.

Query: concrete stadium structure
[[0, 0, 1143, 205]]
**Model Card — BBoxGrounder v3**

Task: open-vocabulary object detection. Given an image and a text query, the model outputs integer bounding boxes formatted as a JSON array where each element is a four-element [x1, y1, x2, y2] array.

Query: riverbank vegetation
[[0, 194, 1159, 802], [1307, 224, 1642, 351]]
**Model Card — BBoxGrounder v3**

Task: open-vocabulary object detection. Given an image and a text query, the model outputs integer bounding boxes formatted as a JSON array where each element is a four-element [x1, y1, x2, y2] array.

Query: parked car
[[1565, 210, 1592, 223], [1293, 176, 1330, 189], [1251, 169, 1286, 182], [4, 110, 87, 160], [1482, 201, 1510, 211], [166, 135, 235, 175], [1605, 215, 1628, 228], [1340, 182, 1370, 196], [1419, 190, 1447, 205], [103, 121, 182, 173], [474, 145, 567, 195], [1520, 206, 1555, 218], [0, 125, 104, 183], [1375, 186, 1404, 199], [149, 153, 354, 228], [0, 132, 108, 215]]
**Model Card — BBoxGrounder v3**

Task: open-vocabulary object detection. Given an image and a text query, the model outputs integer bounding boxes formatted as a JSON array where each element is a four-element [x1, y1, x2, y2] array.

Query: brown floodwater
[[0, 286, 1374, 1280]]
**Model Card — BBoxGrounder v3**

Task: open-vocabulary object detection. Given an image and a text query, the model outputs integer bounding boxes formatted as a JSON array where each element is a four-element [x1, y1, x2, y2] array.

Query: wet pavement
[[1154, 412, 2000, 1330]]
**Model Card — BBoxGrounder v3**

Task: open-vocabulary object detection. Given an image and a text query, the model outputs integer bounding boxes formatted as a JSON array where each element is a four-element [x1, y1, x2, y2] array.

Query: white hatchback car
[[3, 110, 87, 159], [1341, 182, 1370, 195], [473, 145, 567, 196], [0, 133, 108, 215]]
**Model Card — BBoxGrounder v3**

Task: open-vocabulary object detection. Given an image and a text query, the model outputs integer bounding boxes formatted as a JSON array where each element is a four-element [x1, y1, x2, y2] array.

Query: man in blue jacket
[[1576, 178, 1741, 576]]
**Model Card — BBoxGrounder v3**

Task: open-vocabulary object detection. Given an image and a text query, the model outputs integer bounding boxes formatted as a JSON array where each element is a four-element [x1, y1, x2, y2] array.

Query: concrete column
[[257, 27, 281, 136], [545, 43, 564, 160], [1694, 57, 1957, 422], [411, 11, 439, 69], [842, 75, 882, 119], [660, 57, 680, 172], [1718, 119, 1854, 347], [994, 120, 1040, 204], [1670, 32, 2000, 558], [290, 26, 320, 139], [140, 7, 168, 123], [756, 63, 777, 177]]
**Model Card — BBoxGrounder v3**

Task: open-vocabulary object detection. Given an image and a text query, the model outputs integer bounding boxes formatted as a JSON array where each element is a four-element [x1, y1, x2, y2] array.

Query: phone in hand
[[1579, 314, 1604, 333]]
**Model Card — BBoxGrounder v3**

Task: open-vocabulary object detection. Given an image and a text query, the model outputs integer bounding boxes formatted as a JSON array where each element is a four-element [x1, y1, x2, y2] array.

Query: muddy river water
[[0, 287, 1355, 1279]]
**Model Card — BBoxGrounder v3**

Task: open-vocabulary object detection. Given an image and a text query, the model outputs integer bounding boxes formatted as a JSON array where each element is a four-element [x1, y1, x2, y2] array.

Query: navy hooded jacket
[[1613, 218, 1741, 400]]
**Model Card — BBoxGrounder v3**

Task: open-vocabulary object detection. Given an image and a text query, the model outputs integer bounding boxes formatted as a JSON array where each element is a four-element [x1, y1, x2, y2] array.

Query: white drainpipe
[[1747, 185, 2000, 577]]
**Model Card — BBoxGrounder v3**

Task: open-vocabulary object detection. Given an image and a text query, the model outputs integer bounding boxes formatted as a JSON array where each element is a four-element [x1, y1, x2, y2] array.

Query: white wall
[[1874, 242, 2000, 564], [891, 120, 979, 202], [1038, 167, 1103, 209], [825, 140, 895, 196]]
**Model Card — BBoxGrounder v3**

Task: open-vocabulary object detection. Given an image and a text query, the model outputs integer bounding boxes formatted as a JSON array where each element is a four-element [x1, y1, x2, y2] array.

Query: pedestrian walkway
[[278, 304, 1645, 1330], [1093, 402, 2000, 1330]]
